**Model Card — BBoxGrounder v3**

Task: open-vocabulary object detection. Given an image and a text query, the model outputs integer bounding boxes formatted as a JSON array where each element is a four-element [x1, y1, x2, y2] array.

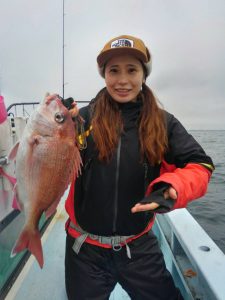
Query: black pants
[[65, 231, 183, 300]]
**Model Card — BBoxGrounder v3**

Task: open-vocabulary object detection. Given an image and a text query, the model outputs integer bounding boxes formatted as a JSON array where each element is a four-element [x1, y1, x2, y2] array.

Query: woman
[[64, 35, 214, 299]]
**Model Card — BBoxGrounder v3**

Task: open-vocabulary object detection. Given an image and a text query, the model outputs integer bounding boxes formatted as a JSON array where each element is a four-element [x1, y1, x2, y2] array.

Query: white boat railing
[[155, 210, 225, 300]]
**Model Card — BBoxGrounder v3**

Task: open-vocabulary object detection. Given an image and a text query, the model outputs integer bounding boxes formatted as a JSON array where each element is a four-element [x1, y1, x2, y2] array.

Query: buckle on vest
[[113, 244, 122, 251]]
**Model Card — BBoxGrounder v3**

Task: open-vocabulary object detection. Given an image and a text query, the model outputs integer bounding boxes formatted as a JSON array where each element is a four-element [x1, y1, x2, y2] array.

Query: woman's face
[[104, 54, 145, 103]]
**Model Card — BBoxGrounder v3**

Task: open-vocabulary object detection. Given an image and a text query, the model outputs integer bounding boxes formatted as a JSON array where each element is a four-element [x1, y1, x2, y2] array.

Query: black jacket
[[73, 100, 213, 236]]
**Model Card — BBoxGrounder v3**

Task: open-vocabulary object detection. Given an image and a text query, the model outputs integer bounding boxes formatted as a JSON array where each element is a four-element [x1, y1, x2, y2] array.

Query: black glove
[[140, 182, 175, 213], [60, 97, 75, 110]]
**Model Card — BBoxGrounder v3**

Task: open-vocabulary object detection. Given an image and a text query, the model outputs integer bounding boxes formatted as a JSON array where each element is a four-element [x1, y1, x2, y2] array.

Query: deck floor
[[5, 196, 130, 300]]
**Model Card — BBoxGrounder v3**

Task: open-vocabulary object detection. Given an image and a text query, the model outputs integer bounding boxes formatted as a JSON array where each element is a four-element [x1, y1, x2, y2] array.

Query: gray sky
[[0, 0, 225, 129]]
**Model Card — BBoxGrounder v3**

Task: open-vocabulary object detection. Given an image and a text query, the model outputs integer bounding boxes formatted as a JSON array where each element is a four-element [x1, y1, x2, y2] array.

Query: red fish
[[9, 94, 82, 268]]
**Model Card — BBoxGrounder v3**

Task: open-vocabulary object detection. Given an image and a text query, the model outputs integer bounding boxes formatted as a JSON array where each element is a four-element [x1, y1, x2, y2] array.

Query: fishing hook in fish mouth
[[55, 112, 65, 123]]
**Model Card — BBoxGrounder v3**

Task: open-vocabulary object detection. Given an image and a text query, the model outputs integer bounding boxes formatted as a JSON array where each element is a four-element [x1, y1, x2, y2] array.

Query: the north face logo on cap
[[111, 39, 134, 48]]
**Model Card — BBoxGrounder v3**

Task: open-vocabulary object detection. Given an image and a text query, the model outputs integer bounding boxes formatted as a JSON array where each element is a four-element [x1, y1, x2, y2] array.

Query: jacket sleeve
[[146, 112, 214, 209]]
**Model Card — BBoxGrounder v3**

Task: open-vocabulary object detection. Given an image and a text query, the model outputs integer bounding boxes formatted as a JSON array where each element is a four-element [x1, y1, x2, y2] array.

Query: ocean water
[[187, 130, 225, 254]]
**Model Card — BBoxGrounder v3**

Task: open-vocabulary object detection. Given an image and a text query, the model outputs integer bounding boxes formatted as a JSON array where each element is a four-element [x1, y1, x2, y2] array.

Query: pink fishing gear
[[0, 95, 7, 124]]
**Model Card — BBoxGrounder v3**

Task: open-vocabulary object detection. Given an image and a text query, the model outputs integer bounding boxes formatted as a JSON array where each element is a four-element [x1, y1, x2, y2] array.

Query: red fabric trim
[[146, 162, 211, 209], [65, 179, 78, 226], [160, 160, 176, 174]]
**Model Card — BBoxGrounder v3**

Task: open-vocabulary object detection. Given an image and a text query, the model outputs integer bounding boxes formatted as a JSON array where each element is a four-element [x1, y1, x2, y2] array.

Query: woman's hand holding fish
[[69, 101, 79, 118]]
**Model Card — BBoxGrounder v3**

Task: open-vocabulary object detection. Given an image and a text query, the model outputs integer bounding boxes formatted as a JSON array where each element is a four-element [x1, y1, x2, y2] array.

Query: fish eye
[[55, 112, 65, 123]]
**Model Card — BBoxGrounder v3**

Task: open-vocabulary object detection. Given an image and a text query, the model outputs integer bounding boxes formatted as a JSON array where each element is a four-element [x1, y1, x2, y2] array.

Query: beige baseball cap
[[97, 35, 152, 77]]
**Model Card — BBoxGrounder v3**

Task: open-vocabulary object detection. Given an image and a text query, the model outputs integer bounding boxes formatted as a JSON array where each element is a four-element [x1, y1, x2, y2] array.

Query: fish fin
[[12, 184, 23, 211], [28, 135, 42, 146], [8, 141, 20, 161], [11, 226, 44, 268], [44, 208, 57, 219], [72, 146, 83, 178], [44, 198, 60, 219]]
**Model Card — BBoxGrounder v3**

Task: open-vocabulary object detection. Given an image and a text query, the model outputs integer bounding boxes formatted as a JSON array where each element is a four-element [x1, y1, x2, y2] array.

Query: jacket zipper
[[112, 137, 121, 233]]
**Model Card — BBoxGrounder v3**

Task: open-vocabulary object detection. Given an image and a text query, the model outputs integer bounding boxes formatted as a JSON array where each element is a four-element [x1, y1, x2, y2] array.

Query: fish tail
[[11, 226, 44, 268]]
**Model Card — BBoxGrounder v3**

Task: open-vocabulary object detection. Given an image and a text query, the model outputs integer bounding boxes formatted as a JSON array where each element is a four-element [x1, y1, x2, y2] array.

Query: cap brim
[[97, 48, 148, 67]]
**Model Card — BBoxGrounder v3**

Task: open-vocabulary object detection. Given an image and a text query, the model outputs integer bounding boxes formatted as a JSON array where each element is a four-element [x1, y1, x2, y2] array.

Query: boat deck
[[4, 195, 130, 300]]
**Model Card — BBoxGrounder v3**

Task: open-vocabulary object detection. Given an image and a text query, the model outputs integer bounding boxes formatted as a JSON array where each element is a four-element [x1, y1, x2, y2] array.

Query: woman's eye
[[129, 68, 136, 73], [109, 68, 118, 73]]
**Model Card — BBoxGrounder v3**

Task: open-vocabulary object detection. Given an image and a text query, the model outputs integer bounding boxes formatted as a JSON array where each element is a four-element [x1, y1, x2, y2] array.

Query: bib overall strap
[[70, 221, 133, 259]]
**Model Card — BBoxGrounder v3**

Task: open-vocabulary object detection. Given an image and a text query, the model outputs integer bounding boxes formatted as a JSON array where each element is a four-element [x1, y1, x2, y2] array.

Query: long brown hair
[[91, 83, 168, 165]]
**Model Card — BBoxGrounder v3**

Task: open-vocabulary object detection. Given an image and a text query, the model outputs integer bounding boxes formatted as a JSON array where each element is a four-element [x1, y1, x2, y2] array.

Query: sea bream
[[8, 94, 82, 268]]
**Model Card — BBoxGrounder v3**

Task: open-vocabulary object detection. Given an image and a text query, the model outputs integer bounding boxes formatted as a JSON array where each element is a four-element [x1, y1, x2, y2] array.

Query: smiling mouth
[[115, 89, 131, 94]]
